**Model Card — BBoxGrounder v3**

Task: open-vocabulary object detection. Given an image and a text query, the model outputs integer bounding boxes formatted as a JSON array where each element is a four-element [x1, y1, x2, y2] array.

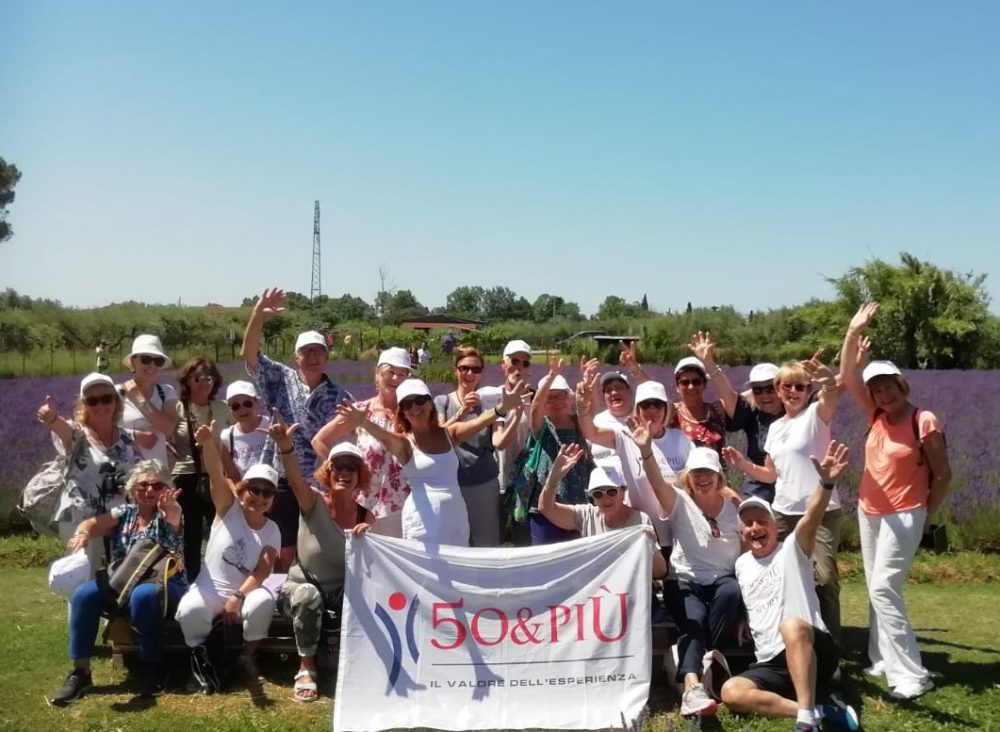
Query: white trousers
[[858, 506, 930, 688], [176, 583, 276, 647]]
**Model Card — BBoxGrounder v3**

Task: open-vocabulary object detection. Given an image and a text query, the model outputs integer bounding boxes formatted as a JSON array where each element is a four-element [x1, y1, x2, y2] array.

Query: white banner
[[333, 528, 652, 732]]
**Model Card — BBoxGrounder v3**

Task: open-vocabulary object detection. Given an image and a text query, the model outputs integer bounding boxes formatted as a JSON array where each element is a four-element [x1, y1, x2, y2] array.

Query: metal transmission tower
[[310, 200, 321, 300]]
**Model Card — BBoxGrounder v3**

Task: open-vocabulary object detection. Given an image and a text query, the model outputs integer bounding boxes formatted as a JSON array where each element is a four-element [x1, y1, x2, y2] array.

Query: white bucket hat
[[48, 550, 91, 597], [124, 334, 171, 368]]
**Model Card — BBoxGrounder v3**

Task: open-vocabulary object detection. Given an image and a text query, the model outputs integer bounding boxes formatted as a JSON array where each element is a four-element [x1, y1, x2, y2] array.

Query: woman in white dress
[[336, 378, 525, 547], [118, 334, 178, 467]]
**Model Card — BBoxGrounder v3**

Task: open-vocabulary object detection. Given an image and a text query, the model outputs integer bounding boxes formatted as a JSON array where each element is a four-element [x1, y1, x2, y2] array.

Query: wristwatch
[[233, 590, 247, 602], [494, 404, 508, 419]]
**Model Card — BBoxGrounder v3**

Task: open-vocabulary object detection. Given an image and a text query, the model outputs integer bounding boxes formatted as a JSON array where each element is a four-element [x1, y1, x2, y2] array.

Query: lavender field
[[2, 360, 998, 549]]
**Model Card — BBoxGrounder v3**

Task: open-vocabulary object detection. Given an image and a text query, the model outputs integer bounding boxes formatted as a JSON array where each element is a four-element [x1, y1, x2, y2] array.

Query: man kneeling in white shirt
[[721, 441, 859, 732]]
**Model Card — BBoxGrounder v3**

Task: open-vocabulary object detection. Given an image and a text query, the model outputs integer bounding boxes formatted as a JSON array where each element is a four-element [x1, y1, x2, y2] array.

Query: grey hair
[[125, 459, 172, 495]]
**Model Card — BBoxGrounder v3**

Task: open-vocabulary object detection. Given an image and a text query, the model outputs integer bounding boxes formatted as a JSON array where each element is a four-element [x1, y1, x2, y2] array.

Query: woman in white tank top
[[337, 377, 526, 548]]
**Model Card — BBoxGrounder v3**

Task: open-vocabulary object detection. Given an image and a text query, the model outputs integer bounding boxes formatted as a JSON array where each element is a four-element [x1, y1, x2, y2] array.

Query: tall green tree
[[446, 286, 485, 318], [0, 158, 22, 243], [831, 252, 990, 368]]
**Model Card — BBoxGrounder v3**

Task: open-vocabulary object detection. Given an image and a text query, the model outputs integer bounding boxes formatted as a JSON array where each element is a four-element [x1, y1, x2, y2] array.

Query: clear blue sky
[[3, 1, 998, 315]]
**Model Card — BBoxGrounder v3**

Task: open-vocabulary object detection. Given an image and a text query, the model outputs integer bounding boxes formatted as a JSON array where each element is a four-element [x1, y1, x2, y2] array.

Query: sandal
[[293, 669, 318, 703]]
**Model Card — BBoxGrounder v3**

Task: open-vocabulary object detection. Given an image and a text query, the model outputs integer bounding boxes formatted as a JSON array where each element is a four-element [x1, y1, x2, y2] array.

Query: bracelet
[[233, 590, 247, 602], [707, 366, 723, 378], [279, 446, 294, 455], [494, 405, 507, 419], [640, 452, 653, 460], [820, 383, 837, 393], [820, 480, 836, 491], [72, 531, 89, 539]]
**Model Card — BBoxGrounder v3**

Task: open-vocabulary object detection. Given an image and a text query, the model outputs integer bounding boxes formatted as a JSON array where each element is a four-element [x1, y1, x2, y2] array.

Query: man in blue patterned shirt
[[241, 287, 354, 568]]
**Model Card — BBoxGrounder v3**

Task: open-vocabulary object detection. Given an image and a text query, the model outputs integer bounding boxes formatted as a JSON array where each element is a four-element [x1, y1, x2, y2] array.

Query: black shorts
[[739, 628, 839, 699]]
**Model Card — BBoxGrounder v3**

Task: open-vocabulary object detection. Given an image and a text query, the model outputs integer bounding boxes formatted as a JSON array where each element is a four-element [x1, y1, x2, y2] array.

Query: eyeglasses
[[400, 395, 432, 410], [637, 400, 666, 409], [678, 378, 704, 388], [780, 383, 808, 392], [136, 480, 168, 491], [331, 461, 360, 473], [589, 488, 620, 500], [704, 514, 721, 539], [457, 365, 483, 374], [247, 484, 277, 498], [508, 358, 531, 368], [138, 355, 166, 367], [84, 393, 116, 407], [751, 385, 776, 395], [229, 399, 254, 411], [194, 375, 216, 384]]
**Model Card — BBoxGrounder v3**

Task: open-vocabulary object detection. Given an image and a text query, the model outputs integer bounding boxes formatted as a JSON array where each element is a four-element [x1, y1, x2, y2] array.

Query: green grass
[[2, 549, 999, 732]]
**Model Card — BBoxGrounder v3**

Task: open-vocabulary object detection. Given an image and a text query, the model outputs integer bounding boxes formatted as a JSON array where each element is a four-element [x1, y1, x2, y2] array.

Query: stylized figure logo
[[373, 591, 420, 687]]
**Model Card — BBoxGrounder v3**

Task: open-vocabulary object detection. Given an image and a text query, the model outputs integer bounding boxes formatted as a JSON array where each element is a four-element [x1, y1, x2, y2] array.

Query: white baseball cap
[[684, 447, 723, 475], [328, 442, 365, 462], [587, 464, 626, 494], [738, 496, 776, 521], [396, 378, 432, 403], [225, 380, 258, 401], [635, 381, 668, 404], [862, 360, 902, 384], [503, 340, 533, 358], [674, 356, 707, 376], [294, 330, 328, 353], [123, 334, 171, 368], [244, 463, 279, 487], [539, 374, 571, 392], [48, 550, 91, 597], [377, 347, 412, 372], [80, 372, 116, 396], [746, 362, 779, 385]]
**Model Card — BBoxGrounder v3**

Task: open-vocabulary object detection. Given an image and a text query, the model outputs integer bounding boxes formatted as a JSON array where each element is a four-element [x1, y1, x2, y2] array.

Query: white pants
[[858, 507, 930, 688], [176, 583, 276, 647]]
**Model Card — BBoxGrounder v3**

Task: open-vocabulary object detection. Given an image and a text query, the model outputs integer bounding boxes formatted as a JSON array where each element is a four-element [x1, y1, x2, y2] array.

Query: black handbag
[[97, 536, 184, 619]]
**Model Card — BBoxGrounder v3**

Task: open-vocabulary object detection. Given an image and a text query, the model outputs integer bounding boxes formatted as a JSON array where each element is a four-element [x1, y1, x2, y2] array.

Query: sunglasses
[[457, 365, 483, 374], [589, 487, 620, 500], [678, 378, 704, 387], [136, 480, 168, 491], [637, 399, 666, 409], [400, 394, 432, 410], [508, 358, 531, 368], [704, 514, 721, 539], [751, 385, 776, 395], [331, 461, 360, 473], [193, 375, 216, 384], [84, 393, 116, 407], [229, 399, 254, 411], [138, 354, 166, 367], [780, 383, 808, 392], [247, 484, 277, 498]]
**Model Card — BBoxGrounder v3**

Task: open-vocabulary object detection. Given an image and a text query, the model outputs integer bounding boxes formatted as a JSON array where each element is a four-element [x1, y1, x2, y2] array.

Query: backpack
[[19, 434, 87, 536]]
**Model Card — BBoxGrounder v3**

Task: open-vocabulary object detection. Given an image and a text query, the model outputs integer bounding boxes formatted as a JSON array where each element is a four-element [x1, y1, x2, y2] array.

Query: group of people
[[37, 290, 949, 731]]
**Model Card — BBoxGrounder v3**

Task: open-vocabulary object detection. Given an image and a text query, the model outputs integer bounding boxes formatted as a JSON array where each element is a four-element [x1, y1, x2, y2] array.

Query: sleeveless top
[[353, 399, 411, 519], [400, 432, 469, 546]]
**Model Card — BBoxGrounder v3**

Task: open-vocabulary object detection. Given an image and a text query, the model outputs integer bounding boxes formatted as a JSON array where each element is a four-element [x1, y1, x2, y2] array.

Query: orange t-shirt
[[858, 409, 941, 516]]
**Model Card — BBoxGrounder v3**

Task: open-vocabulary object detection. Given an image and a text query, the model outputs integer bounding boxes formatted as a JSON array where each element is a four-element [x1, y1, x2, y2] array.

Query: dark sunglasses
[[84, 393, 116, 407], [229, 399, 254, 411], [637, 399, 666, 409], [400, 395, 432, 410], [138, 354, 166, 367], [136, 480, 168, 491], [751, 385, 776, 395], [704, 514, 721, 539], [194, 375, 216, 384], [247, 484, 277, 498], [589, 487, 620, 500], [457, 365, 483, 374], [508, 358, 531, 368], [678, 378, 704, 387], [780, 383, 808, 392], [331, 461, 360, 473]]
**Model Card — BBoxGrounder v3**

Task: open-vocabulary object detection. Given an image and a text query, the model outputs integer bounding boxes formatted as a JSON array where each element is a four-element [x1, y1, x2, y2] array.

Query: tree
[[0, 158, 22, 243], [596, 295, 628, 320], [446, 286, 485, 318], [481, 286, 528, 321], [641, 294, 649, 312], [531, 294, 563, 323], [830, 252, 991, 368]]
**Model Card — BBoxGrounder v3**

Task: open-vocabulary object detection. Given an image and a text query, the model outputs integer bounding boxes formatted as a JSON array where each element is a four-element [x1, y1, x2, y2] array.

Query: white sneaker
[[681, 683, 718, 716], [890, 678, 934, 699], [864, 660, 885, 678]]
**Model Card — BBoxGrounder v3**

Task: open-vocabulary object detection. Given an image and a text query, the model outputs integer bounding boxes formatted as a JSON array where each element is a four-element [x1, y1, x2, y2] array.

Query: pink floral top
[[352, 399, 411, 519]]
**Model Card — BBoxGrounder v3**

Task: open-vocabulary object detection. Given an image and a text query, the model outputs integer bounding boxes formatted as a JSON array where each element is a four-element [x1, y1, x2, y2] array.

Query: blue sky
[[2, 1, 998, 316]]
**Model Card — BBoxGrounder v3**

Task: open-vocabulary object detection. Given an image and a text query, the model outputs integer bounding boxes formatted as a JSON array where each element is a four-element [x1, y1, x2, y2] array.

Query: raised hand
[[618, 340, 639, 372], [157, 486, 183, 520], [36, 395, 59, 425], [263, 408, 300, 442], [578, 355, 600, 382], [688, 331, 716, 363], [500, 379, 527, 412], [810, 440, 849, 485], [194, 421, 216, 447], [546, 355, 564, 380], [122, 379, 143, 401], [335, 400, 366, 427], [856, 335, 872, 367], [848, 302, 879, 336], [721, 445, 750, 473], [629, 418, 653, 452], [802, 358, 836, 387], [254, 287, 287, 320], [550, 444, 583, 482]]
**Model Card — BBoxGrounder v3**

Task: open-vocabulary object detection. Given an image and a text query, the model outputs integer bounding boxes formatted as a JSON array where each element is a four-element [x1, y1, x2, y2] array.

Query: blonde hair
[[675, 468, 727, 499], [73, 392, 125, 425], [774, 360, 810, 388]]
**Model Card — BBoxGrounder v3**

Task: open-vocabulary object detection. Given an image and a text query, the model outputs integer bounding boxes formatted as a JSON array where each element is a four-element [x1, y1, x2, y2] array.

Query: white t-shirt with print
[[667, 487, 741, 584], [764, 402, 841, 515], [120, 382, 176, 467], [736, 538, 828, 663], [592, 409, 628, 462], [198, 501, 280, 596], [221, 415, 272, 478]]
